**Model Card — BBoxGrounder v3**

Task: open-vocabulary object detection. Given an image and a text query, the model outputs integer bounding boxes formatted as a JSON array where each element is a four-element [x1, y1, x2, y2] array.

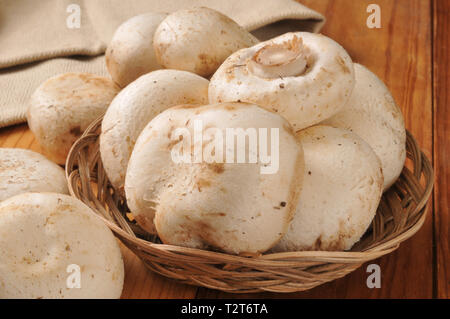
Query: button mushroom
[[0, 193, 124, 299], [153, 7, 259, 77], [321, 63, 406, 190], [209, 32, 355, 131], [106, 12, 168, 88], [125, 102, 304, 254], [100, 70, 209, 192], [0, 148, 68, 202], [27, 73, 120, 164], [273, 125, 383, 252]]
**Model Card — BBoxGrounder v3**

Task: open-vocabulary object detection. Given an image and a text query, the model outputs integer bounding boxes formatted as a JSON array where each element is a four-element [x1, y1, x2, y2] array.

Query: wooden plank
[[433, 0, 449, 299], [197, 0, 434, 299], [0, 124, 28, 148], [119, 243, 197, 298]]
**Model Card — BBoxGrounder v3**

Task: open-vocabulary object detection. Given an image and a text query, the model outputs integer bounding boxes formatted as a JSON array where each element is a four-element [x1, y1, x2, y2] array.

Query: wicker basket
[[65, 117, 434, 293]]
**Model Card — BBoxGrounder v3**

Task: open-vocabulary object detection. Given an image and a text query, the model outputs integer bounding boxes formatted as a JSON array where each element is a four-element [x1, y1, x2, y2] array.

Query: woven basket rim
[[66, 116, 434, 262]]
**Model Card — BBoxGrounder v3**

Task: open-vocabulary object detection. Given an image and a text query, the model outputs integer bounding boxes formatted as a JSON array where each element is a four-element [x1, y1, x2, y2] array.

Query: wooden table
[[0, 0, 447, 298]]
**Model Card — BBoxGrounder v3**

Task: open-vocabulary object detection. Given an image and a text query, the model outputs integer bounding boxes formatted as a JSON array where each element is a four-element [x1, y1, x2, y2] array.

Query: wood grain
[[0, 0, 439, 299], [433, 0, 449, 299], [119, 243, 197, 298]]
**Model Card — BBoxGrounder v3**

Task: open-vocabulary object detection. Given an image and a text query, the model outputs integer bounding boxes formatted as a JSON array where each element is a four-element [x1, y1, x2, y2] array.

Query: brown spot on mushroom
[[225, 66, 236, 82], [196, 53, 220, 76], [166, 134, 183, 150], [313, 236, 323, 250], [208, 163, 225, 174], [316, 220, 356, 251], [335, 56, 351, 74], [192, 221, 221, 248], [224, 104, 236, 111], [56, 204, 76, 212], [202, 212, 226, 217], [196, 178, 211, 191]]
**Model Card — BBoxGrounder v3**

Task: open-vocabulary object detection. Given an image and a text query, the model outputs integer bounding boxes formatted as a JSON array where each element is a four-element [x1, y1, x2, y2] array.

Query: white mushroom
[[106, 12, 168, 88], [0, 148, 68, 202], [322, 63, 406, 190], [0, 193, 124, 299], [273, 126, 383, 252], [100, 70, 209, 191], [153, 7, 259, 77], [27, 73, 120, 164], [125, 102, 304, 254], [209, 32, 355, 131]]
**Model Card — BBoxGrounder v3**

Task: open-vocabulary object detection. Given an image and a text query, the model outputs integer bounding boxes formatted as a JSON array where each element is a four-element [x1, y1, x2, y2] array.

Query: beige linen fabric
[[0, 0, 324, 128]]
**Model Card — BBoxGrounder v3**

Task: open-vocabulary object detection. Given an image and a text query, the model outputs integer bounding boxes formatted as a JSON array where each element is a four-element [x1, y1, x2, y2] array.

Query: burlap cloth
[[0, 0, 324, 128]]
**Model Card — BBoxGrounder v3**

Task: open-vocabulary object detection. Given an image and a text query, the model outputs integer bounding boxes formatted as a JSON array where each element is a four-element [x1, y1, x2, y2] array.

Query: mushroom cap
[[125, 102, 304, 254], [321, 63, 406, 190], [27, 73, 120, 164], [106, 12, 167, 88], [208, 32, 355, 131], [153, 7, 259, 77], [273, 125, 383, 252], [100, 70, 209, 191], [0, 193, 124, 299], [0, 148, 68, 202]]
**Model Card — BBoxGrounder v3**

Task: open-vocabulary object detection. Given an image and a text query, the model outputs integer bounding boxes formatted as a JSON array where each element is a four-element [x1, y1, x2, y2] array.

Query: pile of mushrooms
[[1, 7, 407, 297]]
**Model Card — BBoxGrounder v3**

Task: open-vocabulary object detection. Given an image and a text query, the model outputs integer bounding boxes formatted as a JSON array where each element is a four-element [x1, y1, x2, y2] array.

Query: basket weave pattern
[[66, 117, 434, 293]]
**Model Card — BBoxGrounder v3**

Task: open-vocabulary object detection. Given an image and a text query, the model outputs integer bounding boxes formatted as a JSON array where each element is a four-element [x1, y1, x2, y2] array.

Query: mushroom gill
[[247, 35, 310, 79]]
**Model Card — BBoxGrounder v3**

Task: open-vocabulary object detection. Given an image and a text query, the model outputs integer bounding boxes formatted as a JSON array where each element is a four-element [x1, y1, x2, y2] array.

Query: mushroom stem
[[247, 35, 310, 79]]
